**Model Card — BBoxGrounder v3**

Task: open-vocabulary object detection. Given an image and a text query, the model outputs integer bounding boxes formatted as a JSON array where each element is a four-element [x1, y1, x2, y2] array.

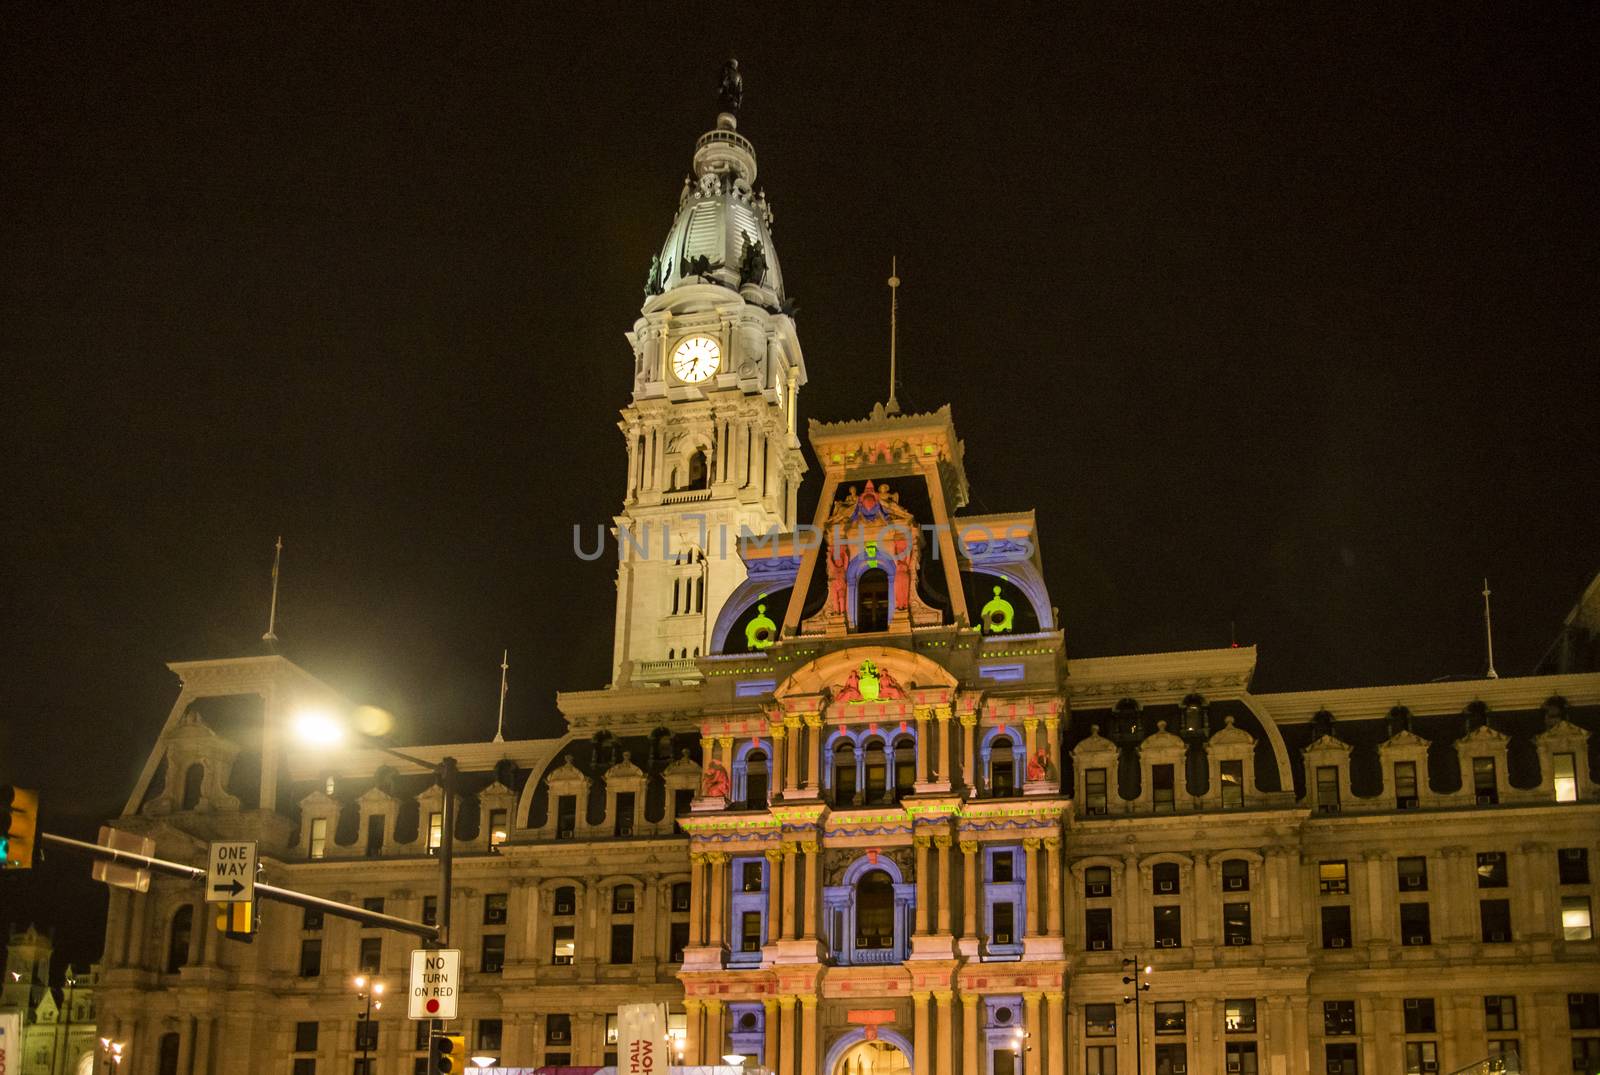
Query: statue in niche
[[701, 759, 730, 798], [1027, 748, 1055, 783], [718, 58, 743, 114], [643, 253, 663, 297], [739, 232, 767, 287], [827, 541, 849, 616]]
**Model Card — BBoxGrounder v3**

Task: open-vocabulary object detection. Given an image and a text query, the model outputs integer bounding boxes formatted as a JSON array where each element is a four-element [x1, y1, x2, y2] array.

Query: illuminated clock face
[[671, 335, 721, 383]]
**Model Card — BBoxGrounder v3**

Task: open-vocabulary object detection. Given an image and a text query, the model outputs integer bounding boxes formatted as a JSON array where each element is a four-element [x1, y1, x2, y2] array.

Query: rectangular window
[[1085, 1004, 1116, 1036], [1573, 993, 1600, 1029], [993, 902, 1016, 944], [1224, 902, 1252, 945], [293, 1060, 316, 1075], [1221, 859, 1250, 892], [1473, 756, 1498, 803], [309, 817, 328, 859], [1401, 902, 1431, 946], [554, 886, 575, 915], [1220, 759, 1245, 808], [1224, 999, 1256, 1033], [484, 893, 508, 925], [1560, 847, 1591, 885], [422, 896, 437, 927], [1476, 851, 1508, 887], [1316, 766, 1341, 811], [1154, 905, 1182, 948], [362, 896, 385, 914], [299, 939, 322, 977], [1398, 856, 1429, 891], [606, 1014, 619, 1046], [614, 792, 635, 836], [739, 912, 762, 952], [303, 907, 324, 931], [1403, 998, 1436, 1034], [1152, 764, 1175, 812], [742, 862, 764, 892], [476, 1019, 502, 1051], [363, 815, 383, 855], [547, 1013, 572, 1044], [1319, 860, 1349, 894], [1085, 865, 1112, 898], [1480, 899, 1512, 943], [613, 885, 636, 914], [1394, 761, 1419, 808], [1321, 906, 1353, 949], [427, 812, 443, 851], [1085, 768, 1109, 814], [1152, 862, 1180, 895], [358, 937, 381, 974], [1155, 1044, 1187, 1075], [1554, 752, 1578, 802], [295, 1022, 319, 1052], [1484, 996, 1517, 1031], [1574, 1039, 1600, 1072], [671, 881, 692, 912], [1154, 1001, 1185, 1033], [993, 851, 1015, 883], [1565, 897, 1595, 941], [1486, 1041, 1519, 1066], [1086, 1046, 1117, 1075], [551, 926, 575, 965], [1324, 1000, 1356, 1036], [1403, 1041, 1436, 1075], [556, 796, 577, 839], [488, 808, 509, 847], [674, 788, 694, 828], [611, 923, 634, 964], [1085, 908, 1113, 950], [669, 921, 690, 963], [1226, 1041, 1259, 1074], [1325, 1042, 1358, 1075], [354, 1020, 377, 1052], [480, 934, 505, 973]]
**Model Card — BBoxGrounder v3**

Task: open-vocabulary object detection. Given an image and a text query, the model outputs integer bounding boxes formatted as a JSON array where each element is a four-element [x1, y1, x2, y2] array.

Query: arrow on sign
[[211, 879, 244, 898]]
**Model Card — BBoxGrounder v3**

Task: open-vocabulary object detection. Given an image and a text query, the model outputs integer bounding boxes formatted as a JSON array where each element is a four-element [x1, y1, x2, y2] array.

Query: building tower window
[[893, 736, 916, 800], [181, 763, 204, 810], [833, 740, 858, 804], [855, 870, 895, 949], [856, 568, 890, 631], [990, 737, 1016, 797], [166, 906, 193, 973], [1394, 761, 1419, 809], [743, 751, 768, 809], [1473, 757, 1498, 804], [863, 739, 888, 803]]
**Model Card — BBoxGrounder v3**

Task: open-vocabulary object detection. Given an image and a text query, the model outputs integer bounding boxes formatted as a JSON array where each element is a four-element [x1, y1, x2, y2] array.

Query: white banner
[[618, 1002, 667, 1075], [0, 1010, 20, 1075]]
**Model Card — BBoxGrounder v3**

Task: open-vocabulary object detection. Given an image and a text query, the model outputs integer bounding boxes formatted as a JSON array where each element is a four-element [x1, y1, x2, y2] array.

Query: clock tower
[[611, 81, 807, 685]]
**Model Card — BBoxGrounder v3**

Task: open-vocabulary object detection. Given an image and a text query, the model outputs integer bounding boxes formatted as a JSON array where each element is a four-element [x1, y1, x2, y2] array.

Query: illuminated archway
[[826, 1028, 914, 1075]]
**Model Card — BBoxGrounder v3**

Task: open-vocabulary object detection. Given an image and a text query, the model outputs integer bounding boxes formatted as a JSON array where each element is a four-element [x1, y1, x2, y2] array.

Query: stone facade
[[0, 926, 100, 1075]]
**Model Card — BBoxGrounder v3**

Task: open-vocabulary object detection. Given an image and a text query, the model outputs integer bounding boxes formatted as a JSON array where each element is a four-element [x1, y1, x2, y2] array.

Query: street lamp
[[470, 1057, 497, 1069], [97, 1039, 125, 1074], [353, 975, 384, 1073], [1122, 957, 1153, 1075]]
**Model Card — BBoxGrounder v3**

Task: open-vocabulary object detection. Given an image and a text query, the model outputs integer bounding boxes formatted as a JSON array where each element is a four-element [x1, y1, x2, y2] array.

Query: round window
[[739, 1012, 758, 1030], [995, 1006, 1013, 1025]]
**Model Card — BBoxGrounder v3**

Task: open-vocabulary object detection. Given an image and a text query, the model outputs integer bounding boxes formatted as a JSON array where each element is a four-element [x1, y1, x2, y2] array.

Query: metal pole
[[438, 756, 456, 950]]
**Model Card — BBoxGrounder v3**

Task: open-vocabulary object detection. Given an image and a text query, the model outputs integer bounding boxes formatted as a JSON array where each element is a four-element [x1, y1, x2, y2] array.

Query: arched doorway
[[834, 1038, 911, 1075]]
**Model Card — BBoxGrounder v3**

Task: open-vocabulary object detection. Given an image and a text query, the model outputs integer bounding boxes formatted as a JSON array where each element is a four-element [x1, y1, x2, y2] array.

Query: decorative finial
[[718, 58, 743, 117], [262, 535, 283, 646], [886, 257, 901, 415]]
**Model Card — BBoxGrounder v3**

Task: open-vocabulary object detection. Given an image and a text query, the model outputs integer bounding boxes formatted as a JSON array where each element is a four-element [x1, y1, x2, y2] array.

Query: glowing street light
[[293, 708, 346, 747], [470, 1057, 498, 1069]]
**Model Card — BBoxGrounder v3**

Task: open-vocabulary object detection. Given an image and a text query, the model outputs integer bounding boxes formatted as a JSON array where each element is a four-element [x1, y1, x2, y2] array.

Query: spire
[[1482, 578, 1499, 679], [494, 649, 509, 743], [886, 257, 902, 415], [261, 536, 283, 647]]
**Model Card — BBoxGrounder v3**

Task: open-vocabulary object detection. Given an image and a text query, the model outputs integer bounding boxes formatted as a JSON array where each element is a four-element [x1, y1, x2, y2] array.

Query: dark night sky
[[3, 6, 1596, 969]]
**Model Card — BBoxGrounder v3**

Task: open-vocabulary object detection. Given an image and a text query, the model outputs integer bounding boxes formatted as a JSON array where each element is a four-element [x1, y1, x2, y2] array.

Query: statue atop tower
[[718, 58, 743, 115]]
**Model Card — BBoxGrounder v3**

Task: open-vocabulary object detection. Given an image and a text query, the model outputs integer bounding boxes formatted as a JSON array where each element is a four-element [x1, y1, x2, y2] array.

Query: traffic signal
[[0, 786, 38, 870], [215, 896, 259, 942], [429, 1031, 465, 1073]]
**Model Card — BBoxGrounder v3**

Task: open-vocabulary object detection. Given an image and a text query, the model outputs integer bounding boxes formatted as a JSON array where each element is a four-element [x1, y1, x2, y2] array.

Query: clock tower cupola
[[610, 63, 807, 685]]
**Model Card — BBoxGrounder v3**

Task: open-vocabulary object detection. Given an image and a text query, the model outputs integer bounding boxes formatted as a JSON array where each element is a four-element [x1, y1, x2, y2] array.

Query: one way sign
[[206, 841, 257, 903]]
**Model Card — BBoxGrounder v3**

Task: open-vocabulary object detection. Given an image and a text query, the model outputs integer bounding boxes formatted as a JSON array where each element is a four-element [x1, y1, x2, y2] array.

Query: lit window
[[1154, 1002, 1185, 1033], [489, 808, 509, 847], [1476, 852, 1508, 887], [552, 926, 575, 965], [1554, 753, 1578, 802], [309, 817, 327, 860], [1224, 999, 1256, 1033], [1563, 897, 1594, 941], [1472, 757, 1498, 803], [1219, 759, 1244, 808], [1393, 761, 1419, 808], [427, 812, 443, 851], [1319, 860, 1349, 895]]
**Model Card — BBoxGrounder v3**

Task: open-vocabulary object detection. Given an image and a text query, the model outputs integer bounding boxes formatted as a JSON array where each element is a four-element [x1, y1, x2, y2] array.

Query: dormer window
[[556, 796, 577, 839], [1473, 757, 1498, 804], [1554, 753, 1578, 802], [308, 818, 328, 860], [1084, 768, 1109, 815], [1219, 760, 1244, 808], [1151, 765, 1175, 813], [1394, 762, 1419, 809]]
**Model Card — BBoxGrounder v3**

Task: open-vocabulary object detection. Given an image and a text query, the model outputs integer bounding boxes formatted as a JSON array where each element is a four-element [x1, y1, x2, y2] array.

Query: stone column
[[688, 853, 706, 946], [804, 714, 824, 792], [935, 835, 954, 934], [912, 991, 932, 1075], [174, 1019, 193, 1075], [799, 995, 819, 1075], [962, 841, 979, 939], [766, 849, 784, 945], [763, 997, 779, 1072], [1023, 991, 1043, 1075], [962, 992, 981, 1075], [704, 999, 724, 1066], [1043, 838, 1062, 936], [1024, 719, 1039, 768], [718, 736, 735, 777], [636, 875, 658, 969], [770, 724, 787, 798], [783, 843, 800, 940], [914, 836, 933, 935], [684, 999, 704, 1068], [785, 716, 803, 792], [1045, 991, 1066, 1075], [1044, 716, 1061, 781], [1024, 839, 1042, 937], [708, 853, 728, 954], [778, 995, 797, 1075], [1123, 855, 1144, 947], [935, 709, 953, 784], [935, 990, 955, 1075], [803, 840, 822, 940], [190, 1016, 212, 1075], [960, 715, 978, 790], [916, 708, 932, 784]]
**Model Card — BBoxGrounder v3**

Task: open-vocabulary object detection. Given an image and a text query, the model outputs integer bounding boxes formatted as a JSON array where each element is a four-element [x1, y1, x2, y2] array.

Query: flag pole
[[262, 536, 283, 645], [494, 650, 508, 742]]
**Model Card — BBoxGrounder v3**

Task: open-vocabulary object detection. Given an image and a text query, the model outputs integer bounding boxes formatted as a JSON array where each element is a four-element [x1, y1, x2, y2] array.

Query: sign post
[[205, 841, 257, 903], [409, 948, 461, 1021]]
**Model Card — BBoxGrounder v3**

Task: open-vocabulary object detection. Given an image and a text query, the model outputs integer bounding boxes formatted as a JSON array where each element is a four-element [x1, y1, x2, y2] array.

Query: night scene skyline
[[2, 5, 1597, 1057]]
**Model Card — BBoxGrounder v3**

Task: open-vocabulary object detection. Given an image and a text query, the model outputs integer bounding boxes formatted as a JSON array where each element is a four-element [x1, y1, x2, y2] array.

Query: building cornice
[[1252, 671, 1600, 724], [1065, 646, 1258, 705]]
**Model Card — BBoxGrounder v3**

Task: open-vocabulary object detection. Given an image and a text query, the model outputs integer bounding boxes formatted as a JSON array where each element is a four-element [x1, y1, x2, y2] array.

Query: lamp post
[[97, 1038, 125, 1075], [1122, 956, 1152, 1075], [53, 972, 76, 1075], [353, 975, 384, 1073]]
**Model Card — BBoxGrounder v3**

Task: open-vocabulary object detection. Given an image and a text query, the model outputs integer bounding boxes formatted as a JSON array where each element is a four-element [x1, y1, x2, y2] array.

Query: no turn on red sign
[[409, 948, 461, 1020]]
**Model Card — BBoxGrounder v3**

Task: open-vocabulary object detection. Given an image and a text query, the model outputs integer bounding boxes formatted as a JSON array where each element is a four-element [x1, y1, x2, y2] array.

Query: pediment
[[1207, 715, 1257, 749], [1072, 725, 1118, 757], [1536, 717, 1590, 746], [1380, 729, 1430, 751], [1459, 723, 1508, 746], [605, 753, 647, 784], [1303, 733, 1351, 756]]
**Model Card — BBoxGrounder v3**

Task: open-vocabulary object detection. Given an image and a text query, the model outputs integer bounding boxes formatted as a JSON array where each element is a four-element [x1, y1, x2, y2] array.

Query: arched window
[[180, 763, 204, 810], [892, 737, 916, 800], [855, 869, 895, 949], [856, 568, 890, 632], [744, 750, 769, 809], [863, 740, 888, 803], [686, 450, 708, 490], [833, 740, 858, 804], [990, 737, 1016, 797], [157, 1032, 180, 1075], [166, 906, 193, 973]]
